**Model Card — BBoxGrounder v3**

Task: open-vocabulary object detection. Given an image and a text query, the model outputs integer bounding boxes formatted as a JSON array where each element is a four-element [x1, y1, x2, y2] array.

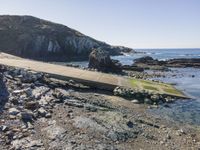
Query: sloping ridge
[[0, 15, 131, 61]]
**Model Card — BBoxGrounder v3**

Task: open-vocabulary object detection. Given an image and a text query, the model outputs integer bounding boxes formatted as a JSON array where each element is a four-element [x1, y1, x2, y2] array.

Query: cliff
[[0, 15, 133, 61]]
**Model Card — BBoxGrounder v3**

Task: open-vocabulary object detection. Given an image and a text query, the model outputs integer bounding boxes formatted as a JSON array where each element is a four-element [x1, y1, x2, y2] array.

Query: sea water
[[113, 48, 200, 125]]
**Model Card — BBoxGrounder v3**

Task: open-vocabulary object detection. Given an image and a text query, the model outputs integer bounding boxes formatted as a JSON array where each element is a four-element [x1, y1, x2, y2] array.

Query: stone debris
[[0, 64, 199, 150]]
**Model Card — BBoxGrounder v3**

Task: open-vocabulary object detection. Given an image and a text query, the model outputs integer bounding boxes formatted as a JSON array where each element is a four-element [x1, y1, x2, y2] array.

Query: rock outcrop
[[0, 15, 133, 61], [88, 48, 122, 73], [134, 56, 166, 65], [134, 56, 200, 68], [167, 58, 200, 68]]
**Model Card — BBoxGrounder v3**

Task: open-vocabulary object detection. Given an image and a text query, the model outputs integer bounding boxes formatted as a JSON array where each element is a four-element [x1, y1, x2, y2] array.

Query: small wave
[[155, 52, 162, 55], [122, 53, 131, 56], [146, 52, 153, 55], [179, 54, 187, 57]]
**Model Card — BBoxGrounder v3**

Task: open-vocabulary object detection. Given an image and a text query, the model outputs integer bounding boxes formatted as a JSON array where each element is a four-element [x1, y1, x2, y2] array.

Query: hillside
[[0, 15, 132, 61]]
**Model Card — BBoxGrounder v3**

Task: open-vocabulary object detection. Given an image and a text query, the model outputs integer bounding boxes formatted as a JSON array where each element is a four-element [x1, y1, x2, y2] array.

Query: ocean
[[70, 48, 200, 125], [113, 48, 200, 125], [112, 48, 200, 65]]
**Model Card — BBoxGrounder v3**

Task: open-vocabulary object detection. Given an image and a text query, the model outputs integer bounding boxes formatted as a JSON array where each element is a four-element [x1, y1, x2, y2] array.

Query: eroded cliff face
[[0, 15, 132, 61]]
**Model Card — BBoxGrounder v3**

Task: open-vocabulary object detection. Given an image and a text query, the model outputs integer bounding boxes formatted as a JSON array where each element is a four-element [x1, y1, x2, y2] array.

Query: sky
[[0, 0, 200, 48]]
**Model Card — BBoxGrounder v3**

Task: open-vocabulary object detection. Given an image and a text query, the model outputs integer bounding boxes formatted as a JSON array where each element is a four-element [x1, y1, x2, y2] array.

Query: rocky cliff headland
[[0, 15, 133, 61]]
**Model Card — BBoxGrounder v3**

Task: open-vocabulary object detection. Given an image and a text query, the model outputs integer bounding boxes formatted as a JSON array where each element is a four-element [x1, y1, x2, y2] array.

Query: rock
[[166, 58, 200, 68], [131, 99, 140, 104], [20, 111, 34, 122], [45, 113, 52, 118], [88, 48, 122, 73], [127, 121, 134, 128], [134, 56, 200, 68], [144, 98, 153, 104], [38, 107, 47, 117], [24, 101, 39, 110], [8, 108, 20, 115], [122, 65, 144, 72], [150, 94, 160, 102], [134, 56, 156, 64], [0, 125, 8, 132]]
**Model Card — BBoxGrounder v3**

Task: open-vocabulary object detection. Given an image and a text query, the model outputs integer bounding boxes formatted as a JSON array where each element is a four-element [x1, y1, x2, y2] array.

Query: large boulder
[[88, 48, 122, 73]]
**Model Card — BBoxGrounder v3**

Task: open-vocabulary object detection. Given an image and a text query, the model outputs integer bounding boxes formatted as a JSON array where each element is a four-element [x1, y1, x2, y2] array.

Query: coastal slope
[[0, 15, 132, 61]]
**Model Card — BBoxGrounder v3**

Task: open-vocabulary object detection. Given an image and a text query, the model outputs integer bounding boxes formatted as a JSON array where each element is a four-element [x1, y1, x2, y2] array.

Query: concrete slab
[[0, 53, 187, 98]]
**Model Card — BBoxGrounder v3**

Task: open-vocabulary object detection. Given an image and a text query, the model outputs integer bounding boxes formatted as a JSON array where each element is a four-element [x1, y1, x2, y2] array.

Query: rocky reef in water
[[0, 15, 133, 61], [134, 56, 200, 69]]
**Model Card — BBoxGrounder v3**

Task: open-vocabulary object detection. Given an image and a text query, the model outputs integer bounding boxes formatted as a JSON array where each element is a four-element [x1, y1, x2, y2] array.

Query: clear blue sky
[[0, 0, 199, 48]]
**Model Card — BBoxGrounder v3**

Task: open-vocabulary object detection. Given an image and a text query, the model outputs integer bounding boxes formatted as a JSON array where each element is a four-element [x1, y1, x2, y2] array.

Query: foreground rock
[[0, 64, 200, 149], [88, 48, 122, 73]]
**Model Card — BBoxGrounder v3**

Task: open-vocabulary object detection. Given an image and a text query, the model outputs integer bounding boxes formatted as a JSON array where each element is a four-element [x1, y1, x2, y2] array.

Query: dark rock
[[134, 56, 166, 66], [134, 56, 154, 64], [127, 121, 134, 128], [134, 56, 200, 68], [166, 58, 200, 68], [24, 101, 39, 110], [122, 65, 144, 72], [20, 111, 34, 122], [88, 48, 122, 73]]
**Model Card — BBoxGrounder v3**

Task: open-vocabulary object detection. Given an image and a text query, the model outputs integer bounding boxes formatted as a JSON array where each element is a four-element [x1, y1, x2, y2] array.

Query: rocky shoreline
[[1, 64, 200, 149], [134, 56, 200, 70]]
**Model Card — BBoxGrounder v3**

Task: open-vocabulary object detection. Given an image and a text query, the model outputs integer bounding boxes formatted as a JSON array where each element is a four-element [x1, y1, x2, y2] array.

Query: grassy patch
[[128, 78, 185, 97], [163, 88, 182, 95], [143, 85, 159, 91], [130, 79, 139, 88]]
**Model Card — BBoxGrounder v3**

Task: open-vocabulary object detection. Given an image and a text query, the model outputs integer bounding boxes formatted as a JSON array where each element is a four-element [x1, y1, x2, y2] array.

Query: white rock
[[9, 108, 20, 115]]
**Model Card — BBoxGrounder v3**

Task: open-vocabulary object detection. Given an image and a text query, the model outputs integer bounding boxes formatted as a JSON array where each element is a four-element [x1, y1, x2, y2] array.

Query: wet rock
[[134, 56, 167, 67], [134, 56, 200, 68], [144, 98, 153, 104], [122, 65, 144, 72]]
